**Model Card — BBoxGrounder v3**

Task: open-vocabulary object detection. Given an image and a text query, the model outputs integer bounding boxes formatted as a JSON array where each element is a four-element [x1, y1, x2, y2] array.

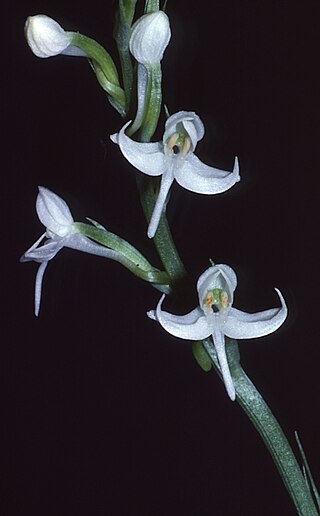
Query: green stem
[[145, 0, 160, 13], [113, 0, 137, 112], [140, 64, 162, 143], [203, 338, 318, 516]]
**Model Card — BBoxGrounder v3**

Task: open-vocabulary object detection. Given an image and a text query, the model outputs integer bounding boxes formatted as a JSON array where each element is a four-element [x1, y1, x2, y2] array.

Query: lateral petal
[[155, 295, 210, 340], [112, 121, 166, 176], [174, 153, 240, 194], [224, 288, 287, 339]]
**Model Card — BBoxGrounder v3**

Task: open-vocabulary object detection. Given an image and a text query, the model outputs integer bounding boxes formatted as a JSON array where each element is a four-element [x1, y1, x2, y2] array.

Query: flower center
[[204, 288, 229, 312], [166, 131, 191, 157]]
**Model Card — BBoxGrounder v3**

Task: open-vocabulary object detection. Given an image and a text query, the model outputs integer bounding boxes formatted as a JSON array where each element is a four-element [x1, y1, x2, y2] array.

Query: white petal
[[36, 186, 74, 236], [20, 232, 46, 262], [147, 167, 174, 238], [223, 288, 287, 340], [21, 238, 64, 263], [34, 261, 48, 316], [197, 264, 237, 307], [174, 153, 240, 194], [112, 121, 166, 176], [212, 326, 236, 401], [155, 295, 210, 340], [163, 111, 204, 150]]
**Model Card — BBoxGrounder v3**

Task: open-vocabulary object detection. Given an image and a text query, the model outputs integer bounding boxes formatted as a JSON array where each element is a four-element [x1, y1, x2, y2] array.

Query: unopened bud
[[129, 11, 171, 65]]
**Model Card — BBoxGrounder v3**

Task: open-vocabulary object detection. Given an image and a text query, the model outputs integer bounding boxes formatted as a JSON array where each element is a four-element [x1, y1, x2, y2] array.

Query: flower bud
[[129, 11, 171, 65], [25, 15, 86, 58]]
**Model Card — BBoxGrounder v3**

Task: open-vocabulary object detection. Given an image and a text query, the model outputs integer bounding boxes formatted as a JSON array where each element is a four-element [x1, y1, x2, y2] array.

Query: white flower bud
[[25, 15, 86, 58], [129, 11, 171, 66]]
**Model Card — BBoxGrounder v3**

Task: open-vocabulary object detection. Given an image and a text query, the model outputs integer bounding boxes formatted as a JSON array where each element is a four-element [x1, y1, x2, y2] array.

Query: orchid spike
[[111, 111, 240, 238], [148, 263, 287, 400]]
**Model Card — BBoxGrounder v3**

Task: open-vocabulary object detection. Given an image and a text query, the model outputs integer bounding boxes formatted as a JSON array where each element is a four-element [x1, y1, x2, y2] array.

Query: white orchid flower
[[148, 264, 287, 400], [20, 187, 121, 316], [111, 111, 240, 238], [25, 15, 87, 58]]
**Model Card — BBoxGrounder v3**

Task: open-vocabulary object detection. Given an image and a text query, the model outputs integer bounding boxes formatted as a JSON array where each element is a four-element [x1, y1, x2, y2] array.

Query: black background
[[6, 1, 320, 515]]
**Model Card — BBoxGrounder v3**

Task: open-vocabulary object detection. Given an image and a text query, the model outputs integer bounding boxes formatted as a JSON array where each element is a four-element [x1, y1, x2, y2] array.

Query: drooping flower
[[24, 15, 87, 58], [20, 187, 121, 316], [111, 111, 240, 238], [129, 11, 171, 66], [148, 264, 287, 400]]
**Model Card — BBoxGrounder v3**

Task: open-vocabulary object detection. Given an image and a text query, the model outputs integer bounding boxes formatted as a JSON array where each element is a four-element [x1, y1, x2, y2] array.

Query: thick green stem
[[113, 0, 137, 111], [203, 338, 318, 516]]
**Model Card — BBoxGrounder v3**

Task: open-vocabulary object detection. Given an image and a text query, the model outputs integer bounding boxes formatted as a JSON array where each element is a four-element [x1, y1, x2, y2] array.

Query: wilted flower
[[111, 111, 240, 238], [148, 264, 287, 400]]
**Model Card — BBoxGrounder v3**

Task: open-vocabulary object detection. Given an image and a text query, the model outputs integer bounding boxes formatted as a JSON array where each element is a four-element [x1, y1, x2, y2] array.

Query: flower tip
[[233, 156, 240, 181], [110, 133, 118, 144], [274, 287, 287, 309], [147, 309, 157, 320]]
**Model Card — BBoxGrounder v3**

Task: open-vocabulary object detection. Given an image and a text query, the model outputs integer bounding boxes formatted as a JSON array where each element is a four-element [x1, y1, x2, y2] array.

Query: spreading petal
[[111, 121, 166, 176], [21, 238, 65, 263], [154, 295, 210, 340], [174, 153, 239, 195], [147, 167, 175, 238], [223, 288, 287, 339]]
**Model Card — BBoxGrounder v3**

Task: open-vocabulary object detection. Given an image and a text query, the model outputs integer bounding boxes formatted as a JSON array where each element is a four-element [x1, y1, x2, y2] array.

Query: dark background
[[6, 1, 320, 514]]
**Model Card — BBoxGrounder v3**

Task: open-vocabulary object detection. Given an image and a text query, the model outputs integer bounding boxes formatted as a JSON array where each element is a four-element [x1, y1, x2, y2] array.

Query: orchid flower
[[148, 264, 287, 400], [20, 187, 124, 316], [111, 111, 240, 238]]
